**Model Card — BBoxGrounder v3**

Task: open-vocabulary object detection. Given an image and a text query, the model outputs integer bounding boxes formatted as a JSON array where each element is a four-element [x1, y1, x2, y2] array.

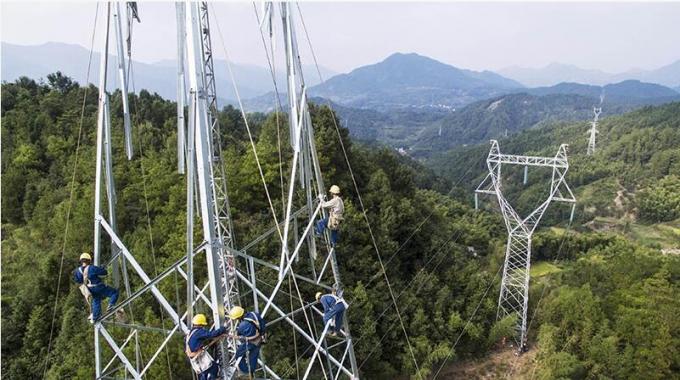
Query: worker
[[316, 289, 348, 337], [229, 306, 266, 377], [315, 185, 344, 247], [72, 252, 122, 323], [185, 314, 228, 380]]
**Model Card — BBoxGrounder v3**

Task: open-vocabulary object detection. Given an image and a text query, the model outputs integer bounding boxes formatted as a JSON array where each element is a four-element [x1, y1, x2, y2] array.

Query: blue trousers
[[323, 303, 346, 333], [90, 285, 119, 320], [315, 217, 339, 246], [235, 342, 260, 375], [199, 361, 219, 380]]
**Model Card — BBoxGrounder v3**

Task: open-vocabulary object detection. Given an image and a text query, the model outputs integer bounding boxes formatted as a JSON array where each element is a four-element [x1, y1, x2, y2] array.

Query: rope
[[252, 3, 287, 213], [211, 6, 332, 377], [209, 4, 284, 244], [128, 49, 175, 380], [430, 264, 503, 379], [42, 4, 99, 377], [357, 228, 466, 369], [294, 5, 422, 377]]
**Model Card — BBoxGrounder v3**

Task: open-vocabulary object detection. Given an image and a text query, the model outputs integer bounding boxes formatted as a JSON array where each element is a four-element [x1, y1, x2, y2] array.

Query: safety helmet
[[315, 292, 323, 302], [329, 185, 340, 195], [80, 252, 92, 261], [192, 314, 208, 326], [228, 306, 245, 320]]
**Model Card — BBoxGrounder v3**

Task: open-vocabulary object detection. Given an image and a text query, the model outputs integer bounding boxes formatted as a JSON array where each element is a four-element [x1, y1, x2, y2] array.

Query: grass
[[626, 219, 680, 249], [587, 216, 680, 250], [530, 261, 561, 278]]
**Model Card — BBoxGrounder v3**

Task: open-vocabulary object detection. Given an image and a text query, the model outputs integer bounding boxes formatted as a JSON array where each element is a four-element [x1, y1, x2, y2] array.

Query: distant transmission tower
[[91, 2, 358, 379], [587, 91, 604, 156], [475, 140, 576, 349]]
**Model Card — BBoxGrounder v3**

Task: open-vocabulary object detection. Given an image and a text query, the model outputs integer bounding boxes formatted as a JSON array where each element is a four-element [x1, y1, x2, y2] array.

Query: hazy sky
[[2, 1, 680, 74]]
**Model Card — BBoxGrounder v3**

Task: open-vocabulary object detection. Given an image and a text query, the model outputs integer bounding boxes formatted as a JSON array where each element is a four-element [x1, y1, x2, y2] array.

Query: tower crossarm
[[488, 154, 569, 168], [474, 139, 576, 350]]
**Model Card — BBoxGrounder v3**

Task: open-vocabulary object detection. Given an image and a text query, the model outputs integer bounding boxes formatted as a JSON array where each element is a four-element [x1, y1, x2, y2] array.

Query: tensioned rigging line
[[208, 3, 284, 246], [43, 4, 100, 377], [294, 4, 423, 377], [367, 151, 489, 283], [291, 1, 488, 292], [430, 264, 504, 379], [295, 5, 528, 376], [252, 2, 287, 213], [129, 49, 175, 379], [209, 6, 332, 377], [357, 227, 473, 369]]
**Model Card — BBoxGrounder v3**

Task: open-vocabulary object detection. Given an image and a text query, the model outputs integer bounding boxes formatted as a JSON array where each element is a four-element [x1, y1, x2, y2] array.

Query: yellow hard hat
[[329, 185, 340, 194], [228, 306, 245, 320], [315, 292, 323, 302], [192, 314, 208, 326], [80, 252, 92, 261]]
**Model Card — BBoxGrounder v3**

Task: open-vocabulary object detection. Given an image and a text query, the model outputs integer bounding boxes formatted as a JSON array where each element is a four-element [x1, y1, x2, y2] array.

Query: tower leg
[[498, 231, 531, 348]]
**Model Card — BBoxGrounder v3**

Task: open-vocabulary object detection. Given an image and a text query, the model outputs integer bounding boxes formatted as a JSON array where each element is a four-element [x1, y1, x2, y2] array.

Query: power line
[[43, 4, 100, 377]]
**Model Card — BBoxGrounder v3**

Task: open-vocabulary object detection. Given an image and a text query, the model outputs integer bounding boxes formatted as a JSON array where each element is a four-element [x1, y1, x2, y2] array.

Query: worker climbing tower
[[475, 140, 576, 350], [90, 2, 358, 378]]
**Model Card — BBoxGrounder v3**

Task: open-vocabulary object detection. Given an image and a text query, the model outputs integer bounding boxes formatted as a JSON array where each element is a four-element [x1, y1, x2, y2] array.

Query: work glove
[[318, 194, 326, 201]]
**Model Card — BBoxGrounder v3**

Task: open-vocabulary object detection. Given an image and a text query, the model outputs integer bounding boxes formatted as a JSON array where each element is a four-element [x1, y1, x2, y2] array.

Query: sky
[[2, 1, 680, 74]]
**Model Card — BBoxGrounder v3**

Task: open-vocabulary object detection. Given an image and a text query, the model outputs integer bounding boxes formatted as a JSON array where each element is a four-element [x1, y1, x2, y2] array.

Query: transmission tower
[[587, 106, 602, 156], [475, 140, 576, 349], [587, 90, 604, 156], [91, 2, 358, 379]]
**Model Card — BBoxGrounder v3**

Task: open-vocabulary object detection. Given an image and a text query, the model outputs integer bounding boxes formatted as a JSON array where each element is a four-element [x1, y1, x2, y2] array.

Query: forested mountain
[[425, 102, 680, 378], [1, 75, 500, 379], [525, 80, 680, 105], [2, 75, 679, 379], [428, 102, 680, 235], [309, 53, 523, 112], [409, 93, 637, 156], [499, 60, 680, 88], [1, 42, 336, 101]]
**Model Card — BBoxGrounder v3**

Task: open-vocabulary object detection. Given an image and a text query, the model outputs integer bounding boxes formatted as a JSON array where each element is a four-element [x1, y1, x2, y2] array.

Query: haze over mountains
[[499, 61, 680, 88], [0, 42, 336, 101], [310, 52, 523, 112], [4, 41, 679, 157]]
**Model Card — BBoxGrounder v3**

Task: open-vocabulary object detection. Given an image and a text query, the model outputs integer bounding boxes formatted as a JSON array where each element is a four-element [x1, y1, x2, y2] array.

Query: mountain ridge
[[499, 60, 680, 88], [0, 41, 336, 101], [309, 52, 523, 112]]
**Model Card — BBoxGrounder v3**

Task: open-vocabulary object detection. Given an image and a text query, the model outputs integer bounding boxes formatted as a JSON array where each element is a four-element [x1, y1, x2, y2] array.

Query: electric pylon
[[475, 140, 576, 349], [587, 106, 602, 156], [587, 90, 604, 156], [91, 2, 358, 379]]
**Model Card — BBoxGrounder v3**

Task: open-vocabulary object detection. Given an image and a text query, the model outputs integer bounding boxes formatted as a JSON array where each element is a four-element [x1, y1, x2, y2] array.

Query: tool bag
[[329, 213, 343, 230], [185, 330, 215, 374]]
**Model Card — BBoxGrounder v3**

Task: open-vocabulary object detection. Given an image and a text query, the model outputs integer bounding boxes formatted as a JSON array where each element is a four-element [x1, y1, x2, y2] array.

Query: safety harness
[[78, 266, 92, 304], [185, 329, 216, 374], [242, 315, 266, 345]]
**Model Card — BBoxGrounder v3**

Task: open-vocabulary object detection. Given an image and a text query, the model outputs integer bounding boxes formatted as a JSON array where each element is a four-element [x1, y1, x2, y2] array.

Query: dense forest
[[1, 75, 679, 379]]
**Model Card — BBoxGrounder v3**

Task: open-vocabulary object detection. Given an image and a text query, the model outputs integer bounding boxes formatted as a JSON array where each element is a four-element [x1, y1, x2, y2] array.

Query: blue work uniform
[[186, 326, 227, 380], [234, 311, 266, 375], [73, 264, 119, 321], [319, 294, 346, 334]]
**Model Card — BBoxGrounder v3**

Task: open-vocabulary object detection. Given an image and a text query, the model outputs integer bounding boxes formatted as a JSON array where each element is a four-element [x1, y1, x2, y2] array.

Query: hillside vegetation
[[2, 75, 679, 379]]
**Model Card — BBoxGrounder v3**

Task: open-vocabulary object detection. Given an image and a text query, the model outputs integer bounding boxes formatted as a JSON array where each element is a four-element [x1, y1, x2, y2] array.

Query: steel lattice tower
[[91, 2, 358, 379], [587, 106, 602, 156], [475, 140, 576, 349]]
